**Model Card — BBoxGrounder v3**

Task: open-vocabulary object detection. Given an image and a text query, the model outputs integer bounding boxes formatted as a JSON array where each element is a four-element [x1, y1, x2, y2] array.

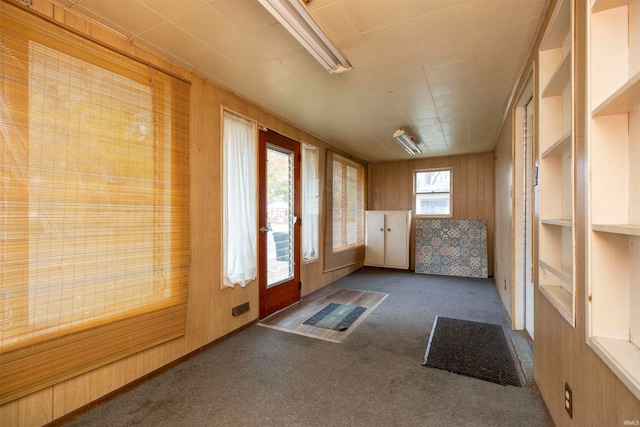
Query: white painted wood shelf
[[541, 218, 572, 228], [591, 0, 630, 14], [537, 0, 575, 326], [587, 0, 640, 401], [541, 130, 572, 158], [539, 259, 573, 285], [592, 71, 640, 117], [540, 284, 573, 325], [589, 337, 640, 401], [542, 51, 571, 98], [592, 224, 640, 236]]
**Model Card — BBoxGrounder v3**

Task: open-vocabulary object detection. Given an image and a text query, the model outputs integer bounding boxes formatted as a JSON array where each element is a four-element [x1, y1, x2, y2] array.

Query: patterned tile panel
[[415, 219, 488, 279]]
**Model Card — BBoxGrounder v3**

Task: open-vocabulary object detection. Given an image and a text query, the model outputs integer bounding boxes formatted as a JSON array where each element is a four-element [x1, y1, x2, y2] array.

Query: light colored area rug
[[258, 287, 388, 343]]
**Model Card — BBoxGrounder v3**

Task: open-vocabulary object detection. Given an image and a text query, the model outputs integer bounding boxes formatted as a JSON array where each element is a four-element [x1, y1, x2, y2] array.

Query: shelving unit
[[587, 0, 640, 401], [537, 0, 575, 325]]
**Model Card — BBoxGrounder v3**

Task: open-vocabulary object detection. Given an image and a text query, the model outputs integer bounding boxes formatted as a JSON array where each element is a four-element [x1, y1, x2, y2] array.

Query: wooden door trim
[[258, 129, 301, 319]]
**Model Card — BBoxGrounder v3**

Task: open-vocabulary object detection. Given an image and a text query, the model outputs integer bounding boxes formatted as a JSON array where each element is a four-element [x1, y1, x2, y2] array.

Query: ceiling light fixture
[[257, 0, 352, 74], [393, 129, 421, 155]]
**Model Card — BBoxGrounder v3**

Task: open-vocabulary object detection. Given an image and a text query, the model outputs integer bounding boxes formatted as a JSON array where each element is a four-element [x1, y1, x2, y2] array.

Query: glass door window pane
[[267, 146, 294, 286]]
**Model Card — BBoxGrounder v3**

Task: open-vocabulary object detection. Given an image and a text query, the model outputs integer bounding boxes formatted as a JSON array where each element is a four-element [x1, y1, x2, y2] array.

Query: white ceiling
[[55, 0, 548, 162]]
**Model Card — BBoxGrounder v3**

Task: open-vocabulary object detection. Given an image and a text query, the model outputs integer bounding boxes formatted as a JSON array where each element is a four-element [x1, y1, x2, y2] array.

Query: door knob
[[259, 226, 270, 233], [380, 228, 384, 232]]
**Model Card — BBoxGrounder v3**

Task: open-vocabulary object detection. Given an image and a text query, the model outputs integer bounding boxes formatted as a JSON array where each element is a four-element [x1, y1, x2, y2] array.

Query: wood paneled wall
[[0, 1, 363, 425], [368, 153, 494, 276], [493, 0, 640, 424], [493, 112, 515, 322]]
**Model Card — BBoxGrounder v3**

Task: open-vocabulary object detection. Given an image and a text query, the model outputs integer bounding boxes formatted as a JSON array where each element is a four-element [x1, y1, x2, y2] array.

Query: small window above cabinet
[[587, 0, 640, 401], [537, 0, 575, 326]]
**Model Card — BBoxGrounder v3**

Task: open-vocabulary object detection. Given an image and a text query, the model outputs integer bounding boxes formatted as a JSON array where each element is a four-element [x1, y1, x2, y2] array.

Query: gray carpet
[[65, 268, 551, 427]]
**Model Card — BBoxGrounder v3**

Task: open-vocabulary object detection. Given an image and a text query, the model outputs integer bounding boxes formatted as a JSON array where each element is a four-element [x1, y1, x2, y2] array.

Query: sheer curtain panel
[[302, 144, 319, 261], [223, 111, 257, 287], [0, 3, 190, 404]]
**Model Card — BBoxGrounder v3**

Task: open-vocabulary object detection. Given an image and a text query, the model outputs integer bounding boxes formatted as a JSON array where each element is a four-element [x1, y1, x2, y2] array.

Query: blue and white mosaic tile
[[415, 219, 488, 279]]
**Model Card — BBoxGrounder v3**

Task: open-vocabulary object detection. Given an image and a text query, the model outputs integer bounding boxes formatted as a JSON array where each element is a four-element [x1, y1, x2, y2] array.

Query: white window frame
[[414, 168, 453, 218]]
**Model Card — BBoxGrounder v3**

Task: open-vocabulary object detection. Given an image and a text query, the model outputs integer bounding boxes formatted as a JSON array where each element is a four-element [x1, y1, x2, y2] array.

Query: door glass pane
[[267, 146, 294, 286]]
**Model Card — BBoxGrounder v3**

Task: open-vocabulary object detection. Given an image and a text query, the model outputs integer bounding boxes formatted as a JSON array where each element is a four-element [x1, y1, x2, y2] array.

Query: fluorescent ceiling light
[[258, 0, 352, 74], [393, 129, 421, 155]]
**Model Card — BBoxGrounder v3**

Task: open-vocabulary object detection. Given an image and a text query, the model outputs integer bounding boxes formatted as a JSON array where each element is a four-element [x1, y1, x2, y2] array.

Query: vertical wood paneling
[[52, 374, 92, 419], [485, 152, 495, 278], [456, 156, 469, 218], [8, 1, 640, 425], [470, 156, 479, 218], [90, 360, 128, 402], [0, 1, 364, 423], [495, 0, 640, 424], [0, 400, 19, 426], [256, 111, 367, 298], [369, 152, 494, 276], [18, 388, 52, 427], [475, 157, 485, 222], [25, 0, 50, 16], [124, 355, 138, 383]]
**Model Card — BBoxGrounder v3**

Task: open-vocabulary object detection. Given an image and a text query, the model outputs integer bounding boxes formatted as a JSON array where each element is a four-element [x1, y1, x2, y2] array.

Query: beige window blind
[[324, 151, 365, 272], [0, 3, 190, 404]]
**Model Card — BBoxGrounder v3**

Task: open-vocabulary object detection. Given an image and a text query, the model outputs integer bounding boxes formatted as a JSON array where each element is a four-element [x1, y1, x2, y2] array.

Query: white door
[[364, 211, 385, 266], [384, 212, 409, 268]]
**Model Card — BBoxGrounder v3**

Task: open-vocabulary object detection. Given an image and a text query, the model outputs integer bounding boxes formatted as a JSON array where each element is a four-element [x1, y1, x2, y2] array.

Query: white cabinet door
[[364, 210, 410, 269], [364, 211, 385, 266], [384, 212, 409, 268]]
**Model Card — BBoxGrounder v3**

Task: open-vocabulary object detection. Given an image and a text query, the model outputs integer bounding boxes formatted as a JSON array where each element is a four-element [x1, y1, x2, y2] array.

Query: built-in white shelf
[[589, 337, 640, 401], [537, 0, 575, 327], [542, 130, 572, 158], [540, 284, 573, 324], [591, 0, 630, 13], [539, 259, 573, 285], [542, 218, 572, 228], [542, 51, 572, 98], [542, 0, 572, 49], [588, 0, 640, 401], [592, 71, 640, 117], [592, 224, 640, 236]]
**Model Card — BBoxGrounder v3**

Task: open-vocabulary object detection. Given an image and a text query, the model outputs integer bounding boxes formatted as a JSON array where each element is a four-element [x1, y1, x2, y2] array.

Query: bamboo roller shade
[[324, 151, 365, 272], [0, 3, 190, 405]]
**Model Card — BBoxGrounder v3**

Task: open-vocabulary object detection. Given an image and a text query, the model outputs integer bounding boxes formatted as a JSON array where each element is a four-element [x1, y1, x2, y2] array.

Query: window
[[324, 152, 365, 272], [414, 169, 452, 217], [302, 144, 319, 261], [1, 7, 190, 404], [222, 110, 257, 288], [332, 155, 364, 250]]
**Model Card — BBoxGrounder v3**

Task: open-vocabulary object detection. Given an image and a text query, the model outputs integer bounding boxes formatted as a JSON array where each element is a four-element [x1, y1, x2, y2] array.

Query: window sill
[[333, 243, 364, 253]]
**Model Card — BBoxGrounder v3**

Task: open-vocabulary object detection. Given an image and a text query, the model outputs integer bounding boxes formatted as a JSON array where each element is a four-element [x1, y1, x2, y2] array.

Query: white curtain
[[302, 144, 319, 261], [223, 111, 257, 287]]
